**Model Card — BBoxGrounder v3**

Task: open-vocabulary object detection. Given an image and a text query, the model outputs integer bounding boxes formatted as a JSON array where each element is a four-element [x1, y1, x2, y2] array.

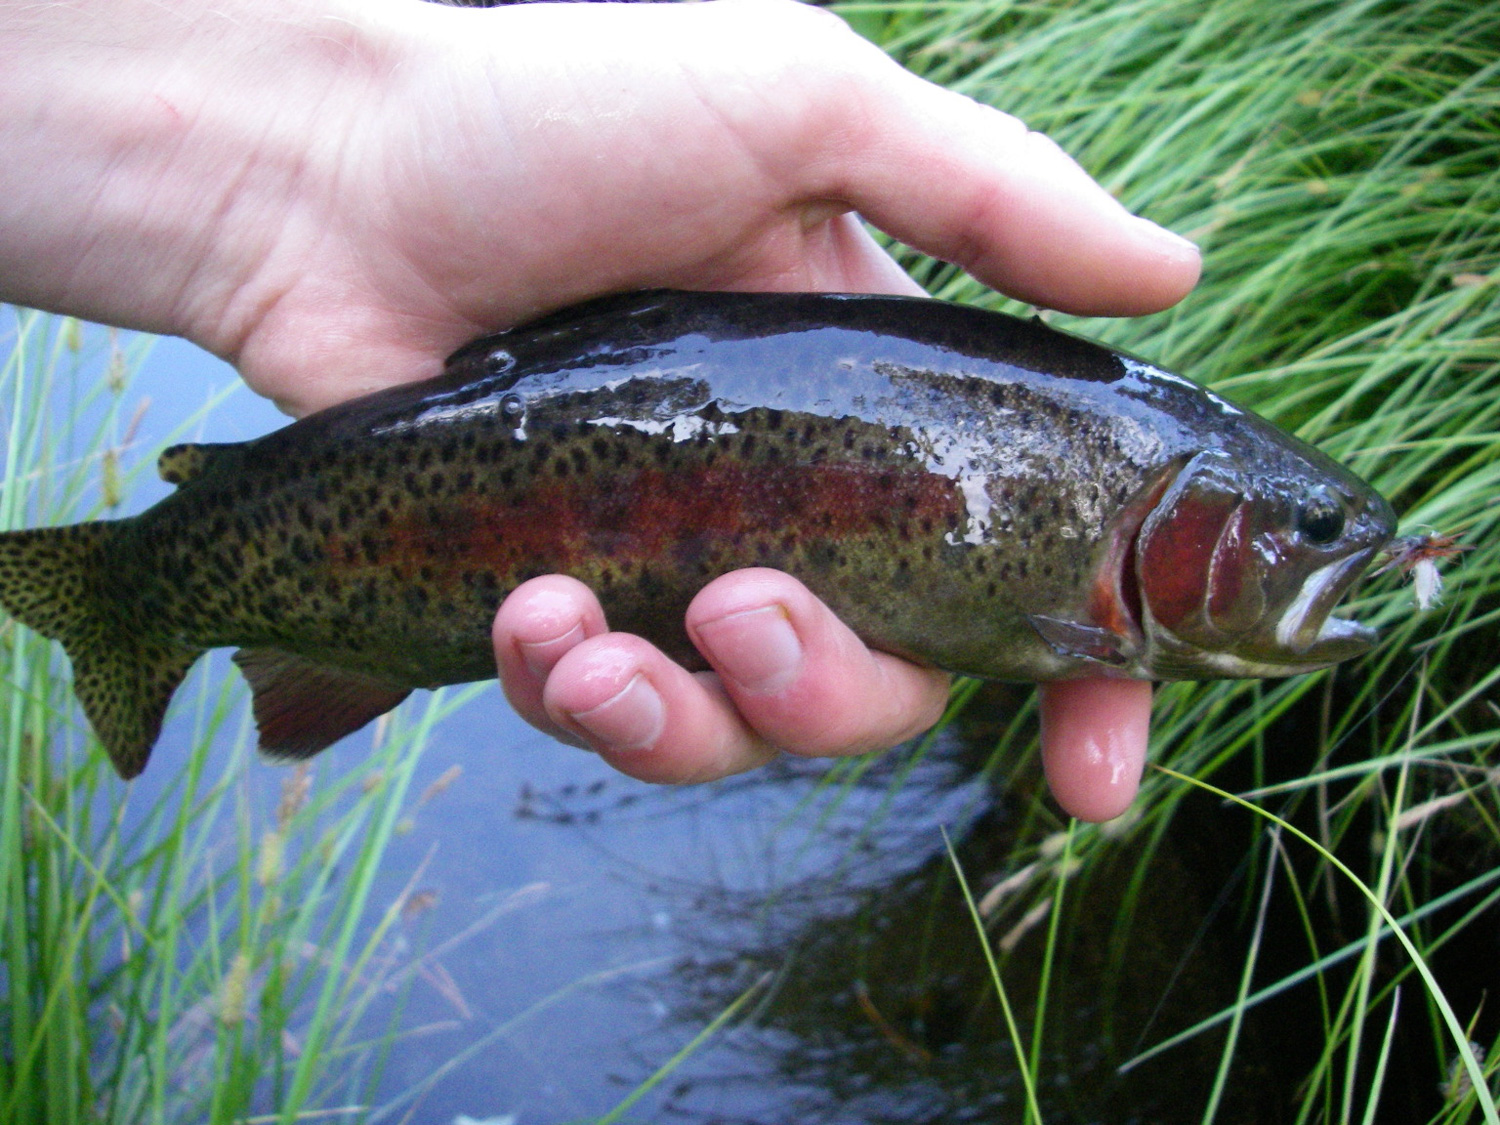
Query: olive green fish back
[[0, 522, 202, 778]]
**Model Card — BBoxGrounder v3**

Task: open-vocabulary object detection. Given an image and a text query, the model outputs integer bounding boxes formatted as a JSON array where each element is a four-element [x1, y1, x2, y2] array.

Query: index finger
[[767, 16, 1201, 314]]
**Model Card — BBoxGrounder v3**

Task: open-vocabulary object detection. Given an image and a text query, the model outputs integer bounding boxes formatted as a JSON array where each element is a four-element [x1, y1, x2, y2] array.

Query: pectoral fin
[[233, 648, 411, 759], [1026, 615, 1131, 667]]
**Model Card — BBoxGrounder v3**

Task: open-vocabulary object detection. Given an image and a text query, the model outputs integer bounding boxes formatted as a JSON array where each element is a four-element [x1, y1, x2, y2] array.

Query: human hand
[[0, 0, 1196, 819]]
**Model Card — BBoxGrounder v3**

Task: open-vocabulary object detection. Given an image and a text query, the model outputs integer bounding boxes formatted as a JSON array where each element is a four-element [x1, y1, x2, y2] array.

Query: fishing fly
[[1374, 532, 1472, 610]]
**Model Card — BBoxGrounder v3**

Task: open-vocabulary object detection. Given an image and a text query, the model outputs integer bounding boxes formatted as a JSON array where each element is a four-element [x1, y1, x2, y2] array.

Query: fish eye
[[1296, 491, 1345, 545]]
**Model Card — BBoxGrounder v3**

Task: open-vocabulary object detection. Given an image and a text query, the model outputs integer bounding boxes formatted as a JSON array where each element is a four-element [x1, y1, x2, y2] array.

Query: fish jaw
[[1270, 548, 1381, 661]]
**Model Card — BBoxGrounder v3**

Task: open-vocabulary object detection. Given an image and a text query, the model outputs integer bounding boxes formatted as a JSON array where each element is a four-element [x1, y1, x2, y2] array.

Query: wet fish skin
[[0, 290, 1394, 778]]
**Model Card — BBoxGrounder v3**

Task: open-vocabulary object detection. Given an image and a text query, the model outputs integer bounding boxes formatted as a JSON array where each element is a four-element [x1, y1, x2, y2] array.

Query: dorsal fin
[[506, 288, 675, 337], [157, 442, 238, 485], [443, 289, 679, 377]]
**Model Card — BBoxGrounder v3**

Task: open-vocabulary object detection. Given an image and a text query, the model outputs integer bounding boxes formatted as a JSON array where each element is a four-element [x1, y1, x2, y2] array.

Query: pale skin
[[0, 0, 1197, 820]]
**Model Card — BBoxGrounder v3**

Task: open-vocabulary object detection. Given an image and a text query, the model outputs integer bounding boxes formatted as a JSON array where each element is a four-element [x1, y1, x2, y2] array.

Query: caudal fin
[[0, 523, 202, 778]]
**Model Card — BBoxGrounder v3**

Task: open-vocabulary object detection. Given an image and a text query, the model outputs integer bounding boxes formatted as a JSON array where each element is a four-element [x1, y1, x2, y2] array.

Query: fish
[[0, 289, 1396, 779]]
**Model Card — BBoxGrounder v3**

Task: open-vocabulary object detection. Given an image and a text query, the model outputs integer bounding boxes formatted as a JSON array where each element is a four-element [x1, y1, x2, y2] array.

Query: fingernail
[[694, 604, 803, 695], [517, 621, 586, 679], [566, 673, 664, 753]]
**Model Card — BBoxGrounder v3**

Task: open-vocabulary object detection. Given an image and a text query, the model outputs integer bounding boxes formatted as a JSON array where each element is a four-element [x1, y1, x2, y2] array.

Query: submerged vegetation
[[1, 0, 1497, 1121]]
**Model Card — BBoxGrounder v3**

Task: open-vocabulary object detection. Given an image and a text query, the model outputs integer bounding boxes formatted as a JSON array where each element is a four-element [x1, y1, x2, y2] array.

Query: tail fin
[[0, 523, 202, 778]]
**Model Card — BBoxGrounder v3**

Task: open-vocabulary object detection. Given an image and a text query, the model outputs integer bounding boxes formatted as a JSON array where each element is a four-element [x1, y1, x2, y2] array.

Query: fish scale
[[0, 289, 1394, 778]]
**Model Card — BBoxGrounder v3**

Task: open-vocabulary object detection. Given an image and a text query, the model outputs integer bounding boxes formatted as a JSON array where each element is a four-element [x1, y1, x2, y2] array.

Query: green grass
[[3, 0, 1499, 1120]]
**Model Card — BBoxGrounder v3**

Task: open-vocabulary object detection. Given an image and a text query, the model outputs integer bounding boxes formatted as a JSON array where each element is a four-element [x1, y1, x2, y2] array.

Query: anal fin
[[233, 648, 412, 759]]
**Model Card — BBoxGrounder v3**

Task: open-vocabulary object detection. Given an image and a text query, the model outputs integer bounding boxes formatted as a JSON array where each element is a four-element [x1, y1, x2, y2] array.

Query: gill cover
[[1136, 452, 1265, 643]]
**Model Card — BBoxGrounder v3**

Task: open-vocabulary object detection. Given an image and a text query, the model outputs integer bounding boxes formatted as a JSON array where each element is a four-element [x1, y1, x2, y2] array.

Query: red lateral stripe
[[325, 460, 965, 579]]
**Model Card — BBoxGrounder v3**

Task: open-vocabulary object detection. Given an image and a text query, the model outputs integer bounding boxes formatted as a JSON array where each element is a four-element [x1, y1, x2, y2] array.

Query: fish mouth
[[1272, 547, 1380, 660]]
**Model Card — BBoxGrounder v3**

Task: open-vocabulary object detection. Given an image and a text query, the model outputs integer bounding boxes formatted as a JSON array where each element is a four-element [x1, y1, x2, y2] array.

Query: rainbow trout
[[0, 290, 1394, 778]]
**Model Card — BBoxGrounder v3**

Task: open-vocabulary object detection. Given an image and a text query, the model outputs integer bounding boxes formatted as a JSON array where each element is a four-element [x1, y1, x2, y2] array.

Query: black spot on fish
[[804, 541, 838, 571]]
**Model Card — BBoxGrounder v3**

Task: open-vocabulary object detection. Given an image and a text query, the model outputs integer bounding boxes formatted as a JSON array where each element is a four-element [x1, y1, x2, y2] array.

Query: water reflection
[[607, 690, 1276, 1125], [352, 683, 1279, 1125]]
